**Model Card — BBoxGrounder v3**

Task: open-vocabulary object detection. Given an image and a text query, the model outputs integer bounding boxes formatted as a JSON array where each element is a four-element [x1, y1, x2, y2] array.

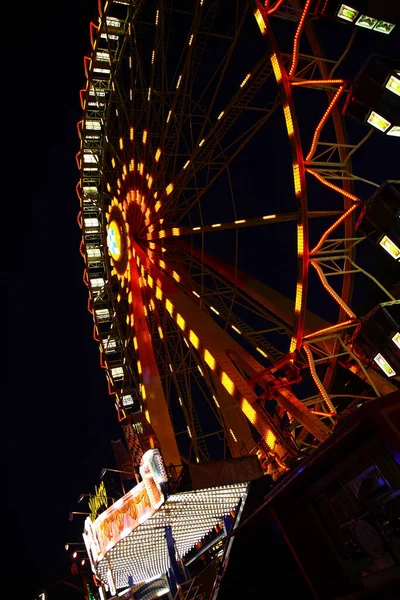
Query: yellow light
[[218, 111, 224, 120], [165, 298, 173, 314], [129, 159, 134, 171], [297, 223, 304, 257], [155, 148, 161, 162], [172, 227, 180, 236], [221, 372, 235, 396], [367, 110, 391, 132], [283, 105, 294, 136], [172, 271, 181, 282], [137, 360, 142, 374], [119, 138, 123, 149], [212, 223, 221, 228], [265, 430, 276, 449], [145, 409, 150, 423], [239, 398, 257, 425], [240, 73, 251, 88], [158, 326, 164, 339], [183, 160, 190, 169], [189, 330, 200, 349], [154, 200, 161, 212], [176, 313, 185, 330], [229, 429, 237, 443], [156, 287, 163, 300], [204, 349, 216, 371], [130, 127, 134, 140], [256, 347, 268, 358], [270, 53, 282, 83], [148, 175, 153, 189], [292, 163, 301, 195], [166, 183, 174, 195], [294, 282, 303, 313], [142, 130, 147, 144], [147, 275, 154, 288], [133, 337, 138, 350], [254, 9, 267, 34]]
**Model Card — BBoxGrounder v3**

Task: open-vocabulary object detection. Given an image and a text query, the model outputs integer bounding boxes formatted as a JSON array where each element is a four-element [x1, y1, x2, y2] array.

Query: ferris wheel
[[77, 0, 400, 480]]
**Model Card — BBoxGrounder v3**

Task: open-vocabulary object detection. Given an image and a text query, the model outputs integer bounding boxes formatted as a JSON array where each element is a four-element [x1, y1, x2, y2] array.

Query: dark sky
[[3, 2, 399, 600]]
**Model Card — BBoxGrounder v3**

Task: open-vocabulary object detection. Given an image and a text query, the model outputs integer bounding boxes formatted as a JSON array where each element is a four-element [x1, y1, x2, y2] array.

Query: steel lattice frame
[[77, 0, 399, 478]]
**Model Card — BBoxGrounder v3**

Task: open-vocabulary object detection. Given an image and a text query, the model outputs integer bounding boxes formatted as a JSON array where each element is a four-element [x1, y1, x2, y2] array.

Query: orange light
[[310, 204, 359, 255], [289, 0, 312, 77], [267, 0, 286, 15], [306, 169, 359, 203], [311, 260, 356, 318], [306, 84, 345, 161], [303, 343, 336, 413], [303, 319, 356, 340]]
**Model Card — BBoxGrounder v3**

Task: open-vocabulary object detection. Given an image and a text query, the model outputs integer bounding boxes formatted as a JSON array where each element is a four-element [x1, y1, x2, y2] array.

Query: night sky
[[3, 2, 399, 599]]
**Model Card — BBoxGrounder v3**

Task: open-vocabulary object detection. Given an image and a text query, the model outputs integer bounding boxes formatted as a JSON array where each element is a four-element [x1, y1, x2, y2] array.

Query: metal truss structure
[[77, 0, 399, 480]]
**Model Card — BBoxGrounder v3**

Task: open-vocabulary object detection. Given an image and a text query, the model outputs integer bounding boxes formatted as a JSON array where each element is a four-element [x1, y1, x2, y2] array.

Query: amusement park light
[[344, 55, 400, 135], [379, 235, 400, 260], [386, 74, 400, 97], [387, 126, 400, 137], [69, 511, 91, 521], [352, 301, 400, 377], [355, 181, 400, 261], [337, 4, 358, 22], [355, 14, 378, 29], [373, 353, 396, 377], [392, 332, 400, 349]]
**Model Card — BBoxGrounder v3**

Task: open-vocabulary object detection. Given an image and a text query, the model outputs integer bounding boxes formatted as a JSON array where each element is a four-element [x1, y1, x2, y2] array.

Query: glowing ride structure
[[76, 0, 400, 586], [77, 0, 399, 477]]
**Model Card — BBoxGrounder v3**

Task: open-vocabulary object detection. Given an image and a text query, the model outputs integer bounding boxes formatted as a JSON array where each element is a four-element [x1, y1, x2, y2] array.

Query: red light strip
[[311, 260, 356, 318], [302, 319, 356, 340], [305, 84, 345, 161], [266, 0, 286, 15], [303, 343, 336, 413], [289, 0, 313, 77]]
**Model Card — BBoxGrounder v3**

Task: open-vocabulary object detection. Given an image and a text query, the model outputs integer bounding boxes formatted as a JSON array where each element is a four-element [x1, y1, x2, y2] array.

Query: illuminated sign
[[83, 450, 167, 565], [107, 220, 122, 260], [89, 481, 109, 522]]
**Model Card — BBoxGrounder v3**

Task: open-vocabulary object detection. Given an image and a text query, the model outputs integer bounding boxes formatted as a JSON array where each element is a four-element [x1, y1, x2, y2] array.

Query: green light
[[367, 110, 391, 132], [387, 126, 400, 137], [386, 75, 400, 97], [374, 20, 396, 34], [374, 353, 396, 377], [337, 4, 358, 22], [355, 15, 377, 29], [379, 235, 400, 259]]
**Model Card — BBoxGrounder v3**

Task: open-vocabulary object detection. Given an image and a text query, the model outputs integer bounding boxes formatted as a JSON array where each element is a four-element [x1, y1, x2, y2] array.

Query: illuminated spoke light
[[254, 8, 267, 34], [303, 343, 336, 413], [306, 84, 345, 161], [289, 0, 312, 77], [311, 260, 356, 318], [240, 73, 251, 88], [270, 53, 281, 83]]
